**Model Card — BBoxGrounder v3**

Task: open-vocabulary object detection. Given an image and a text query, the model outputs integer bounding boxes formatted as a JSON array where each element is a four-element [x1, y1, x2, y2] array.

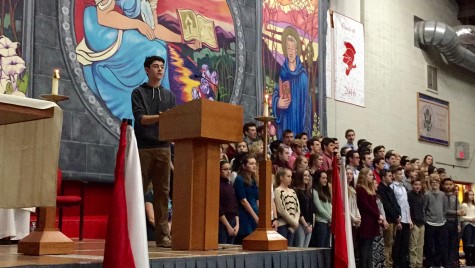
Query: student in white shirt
[[390, 166, 413, 268]]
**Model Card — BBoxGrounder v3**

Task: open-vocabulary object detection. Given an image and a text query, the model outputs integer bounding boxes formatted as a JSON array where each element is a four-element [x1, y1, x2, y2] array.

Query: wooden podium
[[0, 95, 73, 255], [159, 99, 243, 250]]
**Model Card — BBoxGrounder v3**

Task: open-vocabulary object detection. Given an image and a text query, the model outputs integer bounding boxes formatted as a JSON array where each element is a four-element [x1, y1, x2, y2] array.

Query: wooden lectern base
[[18, 229, 74, 255], [242, 228, 288, 251], [17, 207, 73, 255]]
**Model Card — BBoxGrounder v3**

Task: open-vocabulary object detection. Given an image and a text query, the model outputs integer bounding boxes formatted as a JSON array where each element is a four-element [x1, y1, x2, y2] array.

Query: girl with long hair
[[272, 146, 292, 174], [462, 190, 475, 265], [421, 154, 433, 169], [293, 155, 309, 174], [417, 167, 430, 191], [373, 177, 388, 268], [218, 160, 239, 244], [233, 154, 258, 244], [292, 169, 313, 247], [274, 168, 300, 245], [308, 153, 323, 175], [347, 167, 361, 228], [356, 168, 382, 268], [248, 140, 265, 162], [310, 170, 332, 248]]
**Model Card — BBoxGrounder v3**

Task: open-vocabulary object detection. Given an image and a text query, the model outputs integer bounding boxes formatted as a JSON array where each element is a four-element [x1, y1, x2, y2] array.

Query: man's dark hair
[[385, 151, 395, 161], [242, 122, 256, 135], [345, 129, 355, 138], [295, 132, 308, 139], [270, 140, 283, 153], [411, 177, 422, 184], [389, 165, 403, 174], [442, 177, 453, 185], [256, 125, 264, 134], [340, 146, 349, 157], [380, 169, 389, 178], [360, 140, 372, 149], [373, 145, 385, 156], [282, 129, 293, 137], [357, 139, 367, 147], [307, 137, 319, 150], [428, 165, 437, 175], [358, 146, 371, 157], [363, 151, 371, 159], [373, 156, 384, 167], [410, 158, 419, 164], [400, 156, 410, 167], [321, 137, 334, 151], [345, 150, 358, 165], [144, 56, 165, 68]]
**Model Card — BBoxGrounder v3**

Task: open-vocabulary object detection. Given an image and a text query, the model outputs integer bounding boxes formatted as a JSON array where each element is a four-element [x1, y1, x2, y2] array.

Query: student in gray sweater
[[423, 174, 447, 267], [442, 177, 464, 268]]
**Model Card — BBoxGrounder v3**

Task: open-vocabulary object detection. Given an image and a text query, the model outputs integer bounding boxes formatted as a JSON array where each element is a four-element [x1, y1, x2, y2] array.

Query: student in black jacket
[[407, 178, 425, 268], [376, 169, 401, 268]]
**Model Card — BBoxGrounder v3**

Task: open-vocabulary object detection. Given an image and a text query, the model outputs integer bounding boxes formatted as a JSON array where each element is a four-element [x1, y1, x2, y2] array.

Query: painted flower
[[0, 55, 26, 95], [1, 55, 26, 77], [0, 35, 20, 57]]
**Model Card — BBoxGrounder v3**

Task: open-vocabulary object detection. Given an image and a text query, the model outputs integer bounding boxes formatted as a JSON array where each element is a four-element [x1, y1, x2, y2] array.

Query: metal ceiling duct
[[415, 20, 475, 72], [453, 25, 475, 53]]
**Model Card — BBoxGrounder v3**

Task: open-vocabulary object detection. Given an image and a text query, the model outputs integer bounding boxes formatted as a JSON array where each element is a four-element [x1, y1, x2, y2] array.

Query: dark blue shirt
[[234, 175, 259, 236]]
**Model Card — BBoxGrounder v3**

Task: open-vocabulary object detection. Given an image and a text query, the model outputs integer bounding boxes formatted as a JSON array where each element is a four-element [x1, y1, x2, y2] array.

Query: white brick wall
[[328, 0, 475, 183]]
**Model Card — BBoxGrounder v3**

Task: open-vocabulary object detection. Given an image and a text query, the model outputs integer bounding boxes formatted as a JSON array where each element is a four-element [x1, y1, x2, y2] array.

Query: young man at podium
[[132, 56, 176, 247]]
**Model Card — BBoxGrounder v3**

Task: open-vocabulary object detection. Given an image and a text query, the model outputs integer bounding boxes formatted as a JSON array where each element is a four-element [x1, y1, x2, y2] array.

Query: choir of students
[[205, 125, 472, 267]]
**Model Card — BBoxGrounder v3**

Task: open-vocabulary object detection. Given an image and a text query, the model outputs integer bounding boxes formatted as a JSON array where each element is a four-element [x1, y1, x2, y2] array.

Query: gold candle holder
[[254, 116, 275, 161], [40, 94, 70, 103]]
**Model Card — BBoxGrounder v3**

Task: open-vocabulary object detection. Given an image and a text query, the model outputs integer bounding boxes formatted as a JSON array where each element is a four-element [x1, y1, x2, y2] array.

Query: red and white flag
[[331, 157, 348, 268], [342, 161, 356, 268], [103, 120, 150, 268]]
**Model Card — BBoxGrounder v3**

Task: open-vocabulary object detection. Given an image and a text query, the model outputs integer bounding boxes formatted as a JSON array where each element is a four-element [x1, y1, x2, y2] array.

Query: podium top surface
[[159, 99, 243, 143], [0, 95, 56, 125]]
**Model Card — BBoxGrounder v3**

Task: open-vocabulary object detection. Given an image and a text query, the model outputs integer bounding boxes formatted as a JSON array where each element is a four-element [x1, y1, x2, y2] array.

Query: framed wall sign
[[417, 92, 450, 146]]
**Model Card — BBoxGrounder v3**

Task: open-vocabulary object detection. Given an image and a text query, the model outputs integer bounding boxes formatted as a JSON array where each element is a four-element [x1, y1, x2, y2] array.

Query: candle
[[263, 94, 269, 117], [52, 69, 60, 95]]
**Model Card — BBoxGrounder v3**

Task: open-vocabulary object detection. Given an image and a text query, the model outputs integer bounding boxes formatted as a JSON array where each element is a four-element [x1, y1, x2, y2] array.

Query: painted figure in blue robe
[[77, 0, 183, 120], [272, 34, 312, 139]]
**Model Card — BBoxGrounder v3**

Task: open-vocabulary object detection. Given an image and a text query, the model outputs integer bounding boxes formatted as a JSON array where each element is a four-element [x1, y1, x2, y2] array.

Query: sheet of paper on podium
[[0, 94, 63, 208]]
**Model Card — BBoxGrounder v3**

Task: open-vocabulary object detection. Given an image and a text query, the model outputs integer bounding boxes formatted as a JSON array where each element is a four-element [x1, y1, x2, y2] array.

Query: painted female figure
[[77, 0, 182, 120]]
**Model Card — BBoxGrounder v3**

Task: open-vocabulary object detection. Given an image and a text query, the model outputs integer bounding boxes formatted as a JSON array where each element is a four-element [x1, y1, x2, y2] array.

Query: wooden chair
[[56, 170, 86, 240]]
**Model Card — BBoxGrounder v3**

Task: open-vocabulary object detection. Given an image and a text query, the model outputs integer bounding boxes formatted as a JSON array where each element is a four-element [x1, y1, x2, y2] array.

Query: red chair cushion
[[57, 196, 82, 204]]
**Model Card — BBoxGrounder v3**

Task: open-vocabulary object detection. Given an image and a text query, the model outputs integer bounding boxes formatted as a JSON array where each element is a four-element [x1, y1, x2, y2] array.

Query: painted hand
[[277, 97, 290, 109], [138, 22, 154, 40]]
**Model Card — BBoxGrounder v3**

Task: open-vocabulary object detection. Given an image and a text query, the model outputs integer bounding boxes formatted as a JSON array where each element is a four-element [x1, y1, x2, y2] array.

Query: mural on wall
[[0, 0, 28, 97], [262, 0, 319, 138], [72, 0, 236, 121]]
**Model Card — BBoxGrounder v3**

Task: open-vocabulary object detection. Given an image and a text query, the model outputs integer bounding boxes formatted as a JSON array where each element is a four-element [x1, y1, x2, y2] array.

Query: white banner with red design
[[332, 12, 365, 107]]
